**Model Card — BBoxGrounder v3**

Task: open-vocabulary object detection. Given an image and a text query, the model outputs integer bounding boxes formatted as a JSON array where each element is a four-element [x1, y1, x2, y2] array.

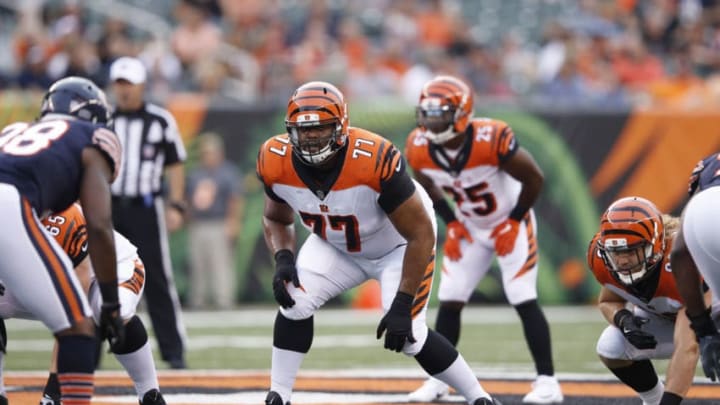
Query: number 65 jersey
[[405, 118, 521, 230], [257, 128, 430, 259]]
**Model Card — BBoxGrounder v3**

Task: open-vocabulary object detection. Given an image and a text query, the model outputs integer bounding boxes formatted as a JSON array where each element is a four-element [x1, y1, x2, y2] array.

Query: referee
[[108, 56, 188, 369]]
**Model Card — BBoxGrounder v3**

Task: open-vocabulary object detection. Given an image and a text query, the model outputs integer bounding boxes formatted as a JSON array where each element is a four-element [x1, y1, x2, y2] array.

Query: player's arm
[[671, 226, 708, 318], [665, 292, 709, 398], [597, 286, 628, 325], [79, 147, 117, 300], [74, 256, 93, 296], [387, 190, 435, 295], [412, 169, 456, 224], [262, 195, 296, 254], [500, 146, 544, 221]]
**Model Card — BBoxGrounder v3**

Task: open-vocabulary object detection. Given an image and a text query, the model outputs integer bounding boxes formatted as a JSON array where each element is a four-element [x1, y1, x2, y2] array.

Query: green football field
[[2, 305, 680, 378]]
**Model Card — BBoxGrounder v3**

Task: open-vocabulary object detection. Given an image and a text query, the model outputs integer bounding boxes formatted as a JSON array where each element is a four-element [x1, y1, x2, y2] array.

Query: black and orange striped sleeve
[[378, 143, 416, 214], [496, 123, 519, 165]]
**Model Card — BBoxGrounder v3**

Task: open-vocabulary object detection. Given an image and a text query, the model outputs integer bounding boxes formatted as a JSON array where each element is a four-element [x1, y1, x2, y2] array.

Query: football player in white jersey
[[257, 81, 502, 405], [0, 203, 165, 405], [405, 76, 562, 404]]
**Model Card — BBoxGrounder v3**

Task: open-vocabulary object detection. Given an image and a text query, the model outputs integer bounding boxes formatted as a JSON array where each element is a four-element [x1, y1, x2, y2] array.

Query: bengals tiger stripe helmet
[[416, 75, 474, 144], [597, 196, 666, 286], [285, 81, 348, 166]]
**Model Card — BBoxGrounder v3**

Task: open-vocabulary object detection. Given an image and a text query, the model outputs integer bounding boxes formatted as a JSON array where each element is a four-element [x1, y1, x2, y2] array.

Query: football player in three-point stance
[[404, 75, 562, 404], [589, 196, 706, 405], [257, 81, 502, 405], [0, 203, 166, 405], [672, 152, 720, 384], [0, 77, 124, 405]]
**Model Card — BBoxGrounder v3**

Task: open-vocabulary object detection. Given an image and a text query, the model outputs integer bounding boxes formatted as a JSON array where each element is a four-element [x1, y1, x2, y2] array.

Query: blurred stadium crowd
[[1, 0, 720, 109]]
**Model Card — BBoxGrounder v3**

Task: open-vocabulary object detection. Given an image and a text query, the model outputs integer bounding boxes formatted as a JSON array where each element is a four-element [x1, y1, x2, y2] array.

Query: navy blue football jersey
[[689, 152, 720, 196], [0, 118, 121, 216]]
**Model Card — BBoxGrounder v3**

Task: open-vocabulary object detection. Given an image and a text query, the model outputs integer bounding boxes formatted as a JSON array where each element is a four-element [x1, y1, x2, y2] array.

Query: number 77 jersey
[[257, 128, 424, 259], [405, 118, 521, 229]]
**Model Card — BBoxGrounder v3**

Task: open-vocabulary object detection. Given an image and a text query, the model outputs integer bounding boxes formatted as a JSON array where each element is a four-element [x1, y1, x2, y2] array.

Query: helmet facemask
[[287, 115, 345, 166], [416, 98, 458, 144], [600, 239, 658, 285]]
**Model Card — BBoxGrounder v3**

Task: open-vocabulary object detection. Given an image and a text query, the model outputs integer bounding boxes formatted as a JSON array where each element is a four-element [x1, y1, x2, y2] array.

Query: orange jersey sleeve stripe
[[22, 200, 85, 323]]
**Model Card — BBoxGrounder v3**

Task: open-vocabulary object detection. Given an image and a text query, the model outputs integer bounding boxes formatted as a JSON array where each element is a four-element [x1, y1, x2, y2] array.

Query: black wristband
[[508, 204, 530, 222], [275, 249, 295, 265], [434, 199, 456, 224], [613, 308, 633, 328], [687, 308, 719, 338], [168, 200, 187, 215], [98, 280, 119, 304], [392, 291, 415, 309]]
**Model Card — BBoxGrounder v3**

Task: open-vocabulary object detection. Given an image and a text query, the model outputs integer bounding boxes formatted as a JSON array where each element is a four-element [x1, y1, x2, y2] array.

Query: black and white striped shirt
[[110, 103, 187, 198]]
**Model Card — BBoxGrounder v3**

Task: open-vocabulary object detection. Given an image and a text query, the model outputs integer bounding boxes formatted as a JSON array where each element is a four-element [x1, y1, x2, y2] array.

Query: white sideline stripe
[[4, 335, 379, 351], [96, 391, 448, 404], [4, 306, 604, 331], [11, 368, 709, 383]]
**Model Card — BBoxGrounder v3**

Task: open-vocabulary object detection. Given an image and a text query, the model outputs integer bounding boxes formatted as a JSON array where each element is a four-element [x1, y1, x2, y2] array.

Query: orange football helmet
[[285, 81, 348, 166], [597, 196, 666, 286], [416, 75, 474, 144]]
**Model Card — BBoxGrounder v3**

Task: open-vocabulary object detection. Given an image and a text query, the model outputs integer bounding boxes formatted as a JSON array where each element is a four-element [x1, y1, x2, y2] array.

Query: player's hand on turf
[[376, 292, 416, 352], [687, 308, 720, 381], [698, 334, 720, 381], [273, 249, 300, 309]]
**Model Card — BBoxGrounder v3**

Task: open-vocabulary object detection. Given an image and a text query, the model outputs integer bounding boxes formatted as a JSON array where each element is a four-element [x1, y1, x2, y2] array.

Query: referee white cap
[[110, 56, 147, 85]]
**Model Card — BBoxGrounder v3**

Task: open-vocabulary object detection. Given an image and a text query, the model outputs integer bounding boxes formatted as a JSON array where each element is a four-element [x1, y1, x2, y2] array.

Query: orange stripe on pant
[[412, 253, 435, 318], [22, 200, 85, 323], [512, 214, 538, 280]]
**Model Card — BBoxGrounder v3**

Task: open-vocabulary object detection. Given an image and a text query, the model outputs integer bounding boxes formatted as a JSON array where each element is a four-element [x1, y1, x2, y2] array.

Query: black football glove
[[273, 250, 300, 309], [376, 291, 416, 352], [614, 309, 657, 350], [99, 302, 125, 352], [687, 308, 720, 381]]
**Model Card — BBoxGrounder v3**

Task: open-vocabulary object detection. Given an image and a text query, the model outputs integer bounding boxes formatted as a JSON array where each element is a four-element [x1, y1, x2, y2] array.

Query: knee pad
[[273, 312, 313, 353], [111, 315, 148, 355], [413, 329, 459, 375]]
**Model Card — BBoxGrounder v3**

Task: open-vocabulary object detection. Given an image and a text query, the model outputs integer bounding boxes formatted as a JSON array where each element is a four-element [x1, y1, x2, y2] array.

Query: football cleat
[[265, 390, 291, 405], [407, 377, 449, 402], [140, 389, 167, 405], [474, 397, 503, 405], [39, 394, 60, 405], [522, 375, 563, 404]]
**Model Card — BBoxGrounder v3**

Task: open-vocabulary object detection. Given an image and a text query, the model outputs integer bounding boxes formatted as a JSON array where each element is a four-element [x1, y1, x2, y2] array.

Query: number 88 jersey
[[405, 118, 521, 230], [0, 119, 121, 216], [257, 127, 424, 259]]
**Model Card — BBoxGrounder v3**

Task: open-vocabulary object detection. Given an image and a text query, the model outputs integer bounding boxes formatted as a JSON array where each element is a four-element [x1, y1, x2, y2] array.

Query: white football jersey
[[258, 128, 426, 259], [406, 118, 522, 229]]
